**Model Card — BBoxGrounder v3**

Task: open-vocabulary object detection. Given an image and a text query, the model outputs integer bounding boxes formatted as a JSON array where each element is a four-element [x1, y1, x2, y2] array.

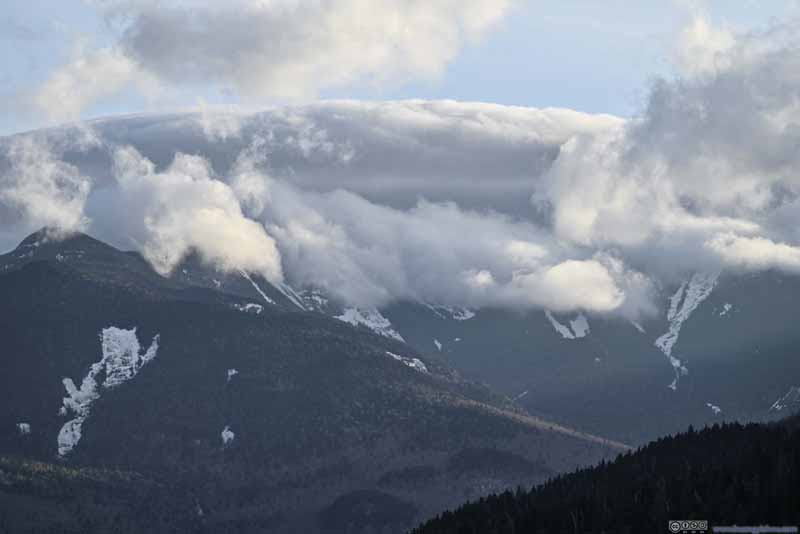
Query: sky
[[3, 1, 800, 319], [2, 1, 797, 135]]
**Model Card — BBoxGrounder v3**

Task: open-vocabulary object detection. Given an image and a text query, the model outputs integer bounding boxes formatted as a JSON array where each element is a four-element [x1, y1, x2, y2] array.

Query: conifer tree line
[[415, 416, 800, 534]]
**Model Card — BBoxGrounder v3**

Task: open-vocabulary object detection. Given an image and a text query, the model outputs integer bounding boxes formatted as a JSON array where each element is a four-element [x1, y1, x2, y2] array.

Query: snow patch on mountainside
[[277, 283, 309, 311], [17, 423, 31, 435], [239, 271, 275, 304], [100, 328, 159, 388], [569, 314, 590, 337], [386, 351, 428, 373], [57, 327, 160, 457], [630, 320, 646, 334], [239, 270, 276, 305], [434, 339, 442, 351], [770, 386, 800, 412], [423, 303, 476, 321], [667, 281, 687, 322], [448, 307, 475, 321], [221, 426, 235, 446], [234, 303, 263, 314], [654, 272, 718, 390], [719, 303, 732, 316], [227, 368, 239, 382], [545, 311, 574, 339], [336, 308, 405, 341], [706, 402, 722, 415], [299, 289, 330, 312], [545, 311, 590, 339]]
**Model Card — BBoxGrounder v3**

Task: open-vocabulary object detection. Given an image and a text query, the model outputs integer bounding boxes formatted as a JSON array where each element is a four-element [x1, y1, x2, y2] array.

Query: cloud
[[33, 45, 158, 124], [0, 100, 644, 316], [705, 233, 800, 273], [88, 146, 284, 282], [12, 11, 800, 318], [242, 173, 643, 314], [6, 14, 800, 320], [75, 99, 619, 216], [673, 16, 735, 79], [0, 134, 92, 242], [534, 15, 800, 280], [30, 0, 514, 121], [197, 100, 246, 141]]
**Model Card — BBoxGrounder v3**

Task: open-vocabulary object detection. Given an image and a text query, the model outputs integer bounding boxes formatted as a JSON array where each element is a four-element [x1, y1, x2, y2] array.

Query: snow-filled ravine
[[57, 327, 160, 457], [423, 304, 476, 321], [336, 307, 405, 341], [386, 351, 428, 373], [545, 311, 590, 340], [654, 272, 718, 390]]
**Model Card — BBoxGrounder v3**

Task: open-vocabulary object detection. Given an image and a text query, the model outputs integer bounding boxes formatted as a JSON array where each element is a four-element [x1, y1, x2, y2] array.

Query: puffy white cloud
[[535, 16, 800, 280], [197, 101, 245, 142], [0, 134, 92, 241], [2, 100, 639, 317], [249, 177, 640, 313], [673, 17, 735, 79], [705, 233, 800, 273], [507, 259, 624, 313], [6, 22, 800, 319], [11, 9, 800, 319], [29, 0, 514, 121], [216, 132, 648, 314], [33, 46, 159, 124], [118, 0, 510, 98], [89, 146, 284, 282]]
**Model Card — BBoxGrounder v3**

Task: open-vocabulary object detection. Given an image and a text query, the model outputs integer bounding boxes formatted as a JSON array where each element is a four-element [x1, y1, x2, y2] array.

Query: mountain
[[158, 234, 800, 446], [413, 415, 800, 533], [6, 114, 799, 448], [74, 217, 800, 447], [326, 272, 800, 445], [0, 230, 625, 533], [0, 456, 200, 533], [154, 215, 800, 447]]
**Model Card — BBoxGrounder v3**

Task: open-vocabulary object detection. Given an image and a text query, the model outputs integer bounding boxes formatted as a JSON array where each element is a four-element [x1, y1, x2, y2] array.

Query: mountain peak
[[16, 227, 94, 251], [3, 228, 157, 287]]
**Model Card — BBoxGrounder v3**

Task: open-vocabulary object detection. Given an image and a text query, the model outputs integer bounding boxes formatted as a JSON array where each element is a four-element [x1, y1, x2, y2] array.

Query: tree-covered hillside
[[0, 231, 623, 533], [415, 417, 800, 534]]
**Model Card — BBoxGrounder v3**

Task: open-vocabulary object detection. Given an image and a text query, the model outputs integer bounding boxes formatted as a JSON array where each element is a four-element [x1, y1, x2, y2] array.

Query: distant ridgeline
[[414, 415, 800, 534]]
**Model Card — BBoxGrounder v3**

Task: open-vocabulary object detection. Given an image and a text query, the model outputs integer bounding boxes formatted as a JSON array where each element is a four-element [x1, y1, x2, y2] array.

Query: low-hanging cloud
[[89, 146, 284, 283], [0, 134, 92, 244], [0, 99, 647, 316], [237, 168, 644, 313], [5, 13, 800, 317], [87, 99, 621, 216]]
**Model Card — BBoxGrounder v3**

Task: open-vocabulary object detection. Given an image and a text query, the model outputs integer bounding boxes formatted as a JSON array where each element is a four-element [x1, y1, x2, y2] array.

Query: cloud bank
[[534, 16, 800, 280], [4, 16, 800, 317], [0, 99, 644, 315]]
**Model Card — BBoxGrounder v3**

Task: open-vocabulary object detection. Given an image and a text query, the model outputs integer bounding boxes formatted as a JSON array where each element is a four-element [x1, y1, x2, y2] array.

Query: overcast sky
[[2, 1, 796, 135]]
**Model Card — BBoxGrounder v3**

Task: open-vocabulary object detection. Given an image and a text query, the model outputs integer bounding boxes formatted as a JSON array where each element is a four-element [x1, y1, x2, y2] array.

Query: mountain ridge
[[0, 228, 624, 533]]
